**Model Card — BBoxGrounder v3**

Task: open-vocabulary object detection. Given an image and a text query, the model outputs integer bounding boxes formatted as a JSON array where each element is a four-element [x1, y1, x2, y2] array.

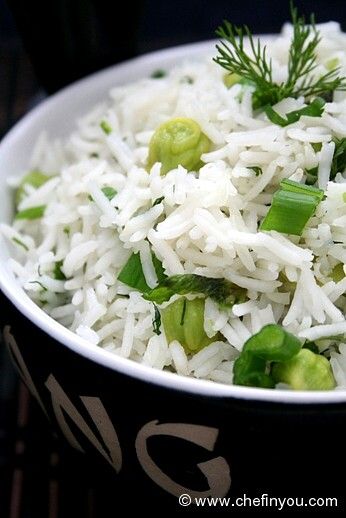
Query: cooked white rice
[[4, 22, 346, 389]]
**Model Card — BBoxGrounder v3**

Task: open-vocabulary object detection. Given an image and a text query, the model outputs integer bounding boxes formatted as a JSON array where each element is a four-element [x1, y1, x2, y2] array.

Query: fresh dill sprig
[[214, 3, 346, 109]]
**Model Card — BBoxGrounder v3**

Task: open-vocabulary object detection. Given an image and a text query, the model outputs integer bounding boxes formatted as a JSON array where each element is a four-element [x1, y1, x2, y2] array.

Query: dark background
[[1, 1, 346, 516]]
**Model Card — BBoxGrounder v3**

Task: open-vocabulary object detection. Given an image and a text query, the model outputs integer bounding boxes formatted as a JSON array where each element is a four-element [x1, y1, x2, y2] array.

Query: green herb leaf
[[151, 69, 167, 79], [117, 251, 167, 292], [152, 304, 162, 335], [264, 97, 325, 127], [15, 205, 46, 220], [117, 252, 151, 292], [214, 5, 346, 109], [305, 165, 318, 185], [15, 170, 51, 207], [100, 120, 112, 135], [53, 260, 66, 280], [144, 273, 247, 307], [101, 186, 117, 200], [330, 138, 346, 179], [152, 196, 165, 206], [260, 179, 323, 236]]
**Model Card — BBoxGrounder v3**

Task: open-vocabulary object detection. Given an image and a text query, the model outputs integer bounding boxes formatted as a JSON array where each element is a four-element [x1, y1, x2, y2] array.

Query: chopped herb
[[248, 166, 263, 176], [260, 179, 323, 236], [63, 226, 70, 236], [151, 69, 167, 79], [311, 142, 323, 152], [101, 186, 117, 200], [152, 196, 165, 206], [15, 205, 46, 220], [214, 4, 346, 109], [29, 280, 47, 291], [118, 252, 150, 292], [305, 165, 318, 185], [100, 120, 112, 135], [15, 170, 50, 207], [152, 304, 162, 335], [144, 273, 247, 308], [12, 237, 29, 251], [330, 138, 346, 179], [90, 152, 99, 158], [264, 97, 325, 127], [152, 254, 166, 283], [117, 251, 167, 292], [53, 260, 67, 281]]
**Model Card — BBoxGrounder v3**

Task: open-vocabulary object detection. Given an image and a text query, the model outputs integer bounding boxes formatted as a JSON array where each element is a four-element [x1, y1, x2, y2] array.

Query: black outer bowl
[[1, 291, 346, 509], [0, 41, 346, 511]]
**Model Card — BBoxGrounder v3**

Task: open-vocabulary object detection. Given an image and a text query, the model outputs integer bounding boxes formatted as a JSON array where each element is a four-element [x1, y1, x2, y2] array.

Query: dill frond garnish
[[214, 3, 346, 109]]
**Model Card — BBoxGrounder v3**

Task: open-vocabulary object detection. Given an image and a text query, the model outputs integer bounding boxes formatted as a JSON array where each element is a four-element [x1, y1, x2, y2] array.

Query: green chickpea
[[147, 117, 211, 175], [272, 348, 336, 390], [162, 297, 218, 354]]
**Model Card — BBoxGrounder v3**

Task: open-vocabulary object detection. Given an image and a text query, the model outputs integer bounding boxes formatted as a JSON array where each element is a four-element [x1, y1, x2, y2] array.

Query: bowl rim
[[1, 39, 346, 405]]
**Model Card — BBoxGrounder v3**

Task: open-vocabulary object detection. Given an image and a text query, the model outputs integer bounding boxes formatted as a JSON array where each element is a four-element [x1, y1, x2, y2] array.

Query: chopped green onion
[[152, 304, 162, 335], [144, 273, 247, 308], [260, 179, 323, 236], [272, 348, 336, 390], [233, 324, 302, 388], [117, 252, 151, 292], [162, 297, 217, 354], [100, 120, 112, 135], [264, 97, 325, 127], [53, 260, 67, 280], [15, 170, 50, 207], [151, 69, 167, 79], [152, 254, 166, 283], [117, 251, 167, 292], [63, 226, 70, 235], [12, 237, 29, 251], [15, 205, 46, 220]]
